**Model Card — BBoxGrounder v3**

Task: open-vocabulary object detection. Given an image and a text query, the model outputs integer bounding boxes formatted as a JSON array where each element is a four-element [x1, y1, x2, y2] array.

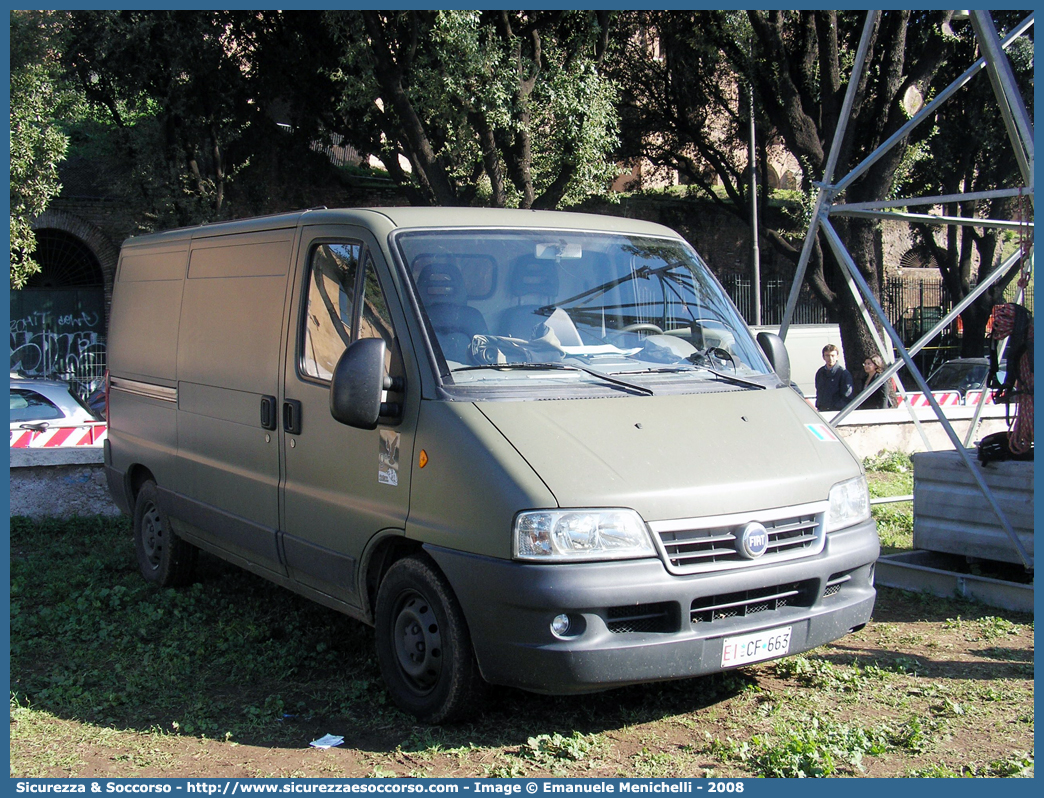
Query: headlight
[[513, 508, 656, 561], [825, 475, 871, 533]]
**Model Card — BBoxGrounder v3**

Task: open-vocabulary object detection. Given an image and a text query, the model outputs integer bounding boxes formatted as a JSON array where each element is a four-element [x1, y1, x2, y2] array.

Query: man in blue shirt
[[815, 344, 854, 411]]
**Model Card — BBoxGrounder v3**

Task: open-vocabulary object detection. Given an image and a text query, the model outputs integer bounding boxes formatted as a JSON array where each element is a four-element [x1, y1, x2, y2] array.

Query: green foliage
[[521, 731, 596, 763], [630, 746, 687, 778], [60, 11, 347, 229], [863, 450, 913, 550], [709, 715, 922, 777], [9, 63, 67, 287], [329, 10, 619, 209], [873, 504, 914, 551], [10, 515, 383, 742], [9, 11, 78, 288], [483, 759, 528, 778], [945, 615, 1024, 642], [773, 655, 898, 693], [897, 12, 1034, 345], [863, 451, 912, 474], [908, 751, 1033, 778]]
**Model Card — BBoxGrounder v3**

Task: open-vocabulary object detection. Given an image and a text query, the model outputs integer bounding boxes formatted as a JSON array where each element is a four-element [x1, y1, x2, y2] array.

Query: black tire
[[374, 554, 486, 723], [133, 481, 197, 587]]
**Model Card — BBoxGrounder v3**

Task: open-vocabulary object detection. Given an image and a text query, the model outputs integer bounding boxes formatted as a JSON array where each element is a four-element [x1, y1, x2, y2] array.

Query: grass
[[709, 715, 920, 777], [9, 507, 1034, 779], [10, 515, 388, 746], [864, 451, 914, 553]]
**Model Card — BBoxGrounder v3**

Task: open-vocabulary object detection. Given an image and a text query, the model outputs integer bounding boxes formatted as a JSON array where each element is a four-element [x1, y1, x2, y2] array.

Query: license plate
[[720, 625, 792, 667]]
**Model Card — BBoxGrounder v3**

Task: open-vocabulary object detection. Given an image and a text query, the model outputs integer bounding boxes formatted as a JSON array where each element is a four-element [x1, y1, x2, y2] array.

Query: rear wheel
[[133, 481, 196, 586], [374, 554, 486, 723]]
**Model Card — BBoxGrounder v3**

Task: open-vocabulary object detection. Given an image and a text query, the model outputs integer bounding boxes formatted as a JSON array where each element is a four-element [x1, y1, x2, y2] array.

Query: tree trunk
[[834, 220, 885, 373], [469, 111, 507, 208], [361, 11, 458, 206]]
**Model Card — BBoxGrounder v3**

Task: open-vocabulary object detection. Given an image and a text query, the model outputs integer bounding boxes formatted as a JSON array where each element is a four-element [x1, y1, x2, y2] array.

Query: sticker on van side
[[379, 430, 400, 485], [806, 423, 839, 442]]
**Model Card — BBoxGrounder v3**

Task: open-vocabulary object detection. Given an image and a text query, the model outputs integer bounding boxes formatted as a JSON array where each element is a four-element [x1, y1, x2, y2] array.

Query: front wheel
[[133, 480, 197, 587], [374, 555, 486, 723]]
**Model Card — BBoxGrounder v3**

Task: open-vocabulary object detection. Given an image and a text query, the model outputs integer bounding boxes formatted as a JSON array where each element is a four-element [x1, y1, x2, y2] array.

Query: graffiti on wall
[[10, 293, 107, 397]]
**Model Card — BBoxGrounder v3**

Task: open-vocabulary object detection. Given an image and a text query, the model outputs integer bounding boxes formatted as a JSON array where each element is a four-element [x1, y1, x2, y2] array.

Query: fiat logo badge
[[738, 522, 769, 559]]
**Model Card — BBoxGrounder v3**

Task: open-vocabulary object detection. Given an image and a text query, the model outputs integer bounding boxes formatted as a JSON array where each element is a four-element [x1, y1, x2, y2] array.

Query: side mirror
[[756, 331, 791, 385], [330, 338, 402, 429]]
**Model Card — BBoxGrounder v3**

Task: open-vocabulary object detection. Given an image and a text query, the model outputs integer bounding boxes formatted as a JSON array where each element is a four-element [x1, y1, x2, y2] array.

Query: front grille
[[691, 580, 814, 625], [823, 571, 852, 598], [607, 602, 676, 634], [651, 504, 826, 575]]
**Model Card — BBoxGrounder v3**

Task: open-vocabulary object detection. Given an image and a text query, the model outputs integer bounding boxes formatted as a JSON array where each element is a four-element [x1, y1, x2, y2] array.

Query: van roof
[[120, 207, 680, 248], [352, 206, 678, 237]]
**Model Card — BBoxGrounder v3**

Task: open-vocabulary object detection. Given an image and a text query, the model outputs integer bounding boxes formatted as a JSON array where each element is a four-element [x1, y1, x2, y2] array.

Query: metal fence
[[720, 276, 830, 326], [721, 270, 1034, 377]]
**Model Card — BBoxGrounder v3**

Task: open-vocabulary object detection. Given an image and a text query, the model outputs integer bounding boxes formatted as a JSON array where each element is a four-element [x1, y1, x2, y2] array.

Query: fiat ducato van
[[105, 207, 879, 722]]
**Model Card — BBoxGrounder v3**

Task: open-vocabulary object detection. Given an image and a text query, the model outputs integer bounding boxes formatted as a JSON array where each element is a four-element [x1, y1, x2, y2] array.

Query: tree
[[10, 11, 75, 288], [613, 13, 765, 224], [328, 10, 620, 209], [899, 14, 1034, 356], [60, 11, 346, 229], [614, 11, 961, 371]]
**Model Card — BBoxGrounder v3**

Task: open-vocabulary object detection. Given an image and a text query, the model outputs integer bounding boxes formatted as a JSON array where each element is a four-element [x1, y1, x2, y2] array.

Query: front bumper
[[426, 518, 878, 693]]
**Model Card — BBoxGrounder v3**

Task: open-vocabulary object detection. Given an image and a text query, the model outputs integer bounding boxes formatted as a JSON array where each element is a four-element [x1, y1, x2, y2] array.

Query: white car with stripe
[[9, 376, 107, 448]]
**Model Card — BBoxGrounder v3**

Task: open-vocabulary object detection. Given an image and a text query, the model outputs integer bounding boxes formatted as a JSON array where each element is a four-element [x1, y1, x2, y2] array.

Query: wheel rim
[[140, 502, 165, 569], [391, 589, 443, 694]]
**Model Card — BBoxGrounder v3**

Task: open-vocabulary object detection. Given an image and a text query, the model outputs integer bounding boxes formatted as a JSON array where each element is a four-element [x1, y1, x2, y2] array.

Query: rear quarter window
[[10, 389, 65, 423]]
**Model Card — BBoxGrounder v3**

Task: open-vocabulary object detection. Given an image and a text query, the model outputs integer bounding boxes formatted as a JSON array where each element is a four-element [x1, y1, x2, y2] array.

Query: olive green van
[[105, 207, 878, 722]]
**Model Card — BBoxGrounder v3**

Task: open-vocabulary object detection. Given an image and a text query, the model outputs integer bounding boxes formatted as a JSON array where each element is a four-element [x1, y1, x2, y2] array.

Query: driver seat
[[416, 259, 488, 362], [498, 257, 560, 339]]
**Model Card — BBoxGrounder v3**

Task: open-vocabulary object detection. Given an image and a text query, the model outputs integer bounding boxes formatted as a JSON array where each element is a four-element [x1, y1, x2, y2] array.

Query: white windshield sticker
[[379, 430, 400, 485]]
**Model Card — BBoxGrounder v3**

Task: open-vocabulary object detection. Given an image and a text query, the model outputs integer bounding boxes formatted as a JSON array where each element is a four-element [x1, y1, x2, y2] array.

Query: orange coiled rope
[[992, 304, 1034, 454]]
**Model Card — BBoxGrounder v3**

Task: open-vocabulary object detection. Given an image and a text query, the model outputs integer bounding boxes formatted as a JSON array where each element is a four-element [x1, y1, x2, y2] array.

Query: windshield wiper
[[608, 366, 691, 375], [452, 362, 654, 396], [694, 367, 767, 390], [610, 364, 768, 390]]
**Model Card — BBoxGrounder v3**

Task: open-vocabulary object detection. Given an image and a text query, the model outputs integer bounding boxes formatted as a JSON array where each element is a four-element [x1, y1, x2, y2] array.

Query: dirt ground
[[11, 587, 1034, 779]]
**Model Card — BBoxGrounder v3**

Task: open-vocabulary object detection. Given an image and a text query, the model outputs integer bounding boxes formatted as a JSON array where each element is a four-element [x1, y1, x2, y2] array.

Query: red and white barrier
[[964, 390, 995, 406], [10, 423, 108, 449], [898, 390, 963, 408]]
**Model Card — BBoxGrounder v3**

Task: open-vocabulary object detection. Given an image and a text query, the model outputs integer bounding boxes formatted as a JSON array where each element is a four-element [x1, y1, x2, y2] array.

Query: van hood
[[475, 388, 860, 522]]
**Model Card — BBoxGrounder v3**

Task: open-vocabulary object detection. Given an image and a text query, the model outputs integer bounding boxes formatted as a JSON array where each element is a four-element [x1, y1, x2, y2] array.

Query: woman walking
[[858, 354, 897, 409]]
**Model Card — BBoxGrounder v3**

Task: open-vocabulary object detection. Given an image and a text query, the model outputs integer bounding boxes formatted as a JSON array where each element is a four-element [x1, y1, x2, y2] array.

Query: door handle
[[283, 399, 303, 435], [260, 395, 277, 430]]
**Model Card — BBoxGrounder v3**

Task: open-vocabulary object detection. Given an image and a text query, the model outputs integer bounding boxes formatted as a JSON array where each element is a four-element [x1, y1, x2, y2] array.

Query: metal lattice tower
[[779, 11, 1035, 570]]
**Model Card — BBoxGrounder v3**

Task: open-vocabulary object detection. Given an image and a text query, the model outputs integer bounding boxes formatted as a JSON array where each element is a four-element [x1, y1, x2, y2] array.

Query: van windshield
[[396, 229, 775, 397]]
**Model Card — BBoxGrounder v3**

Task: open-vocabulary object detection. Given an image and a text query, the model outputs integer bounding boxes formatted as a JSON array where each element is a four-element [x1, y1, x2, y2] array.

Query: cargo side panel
[[173, 231, 293, 572], [106, 244, 187, 493]]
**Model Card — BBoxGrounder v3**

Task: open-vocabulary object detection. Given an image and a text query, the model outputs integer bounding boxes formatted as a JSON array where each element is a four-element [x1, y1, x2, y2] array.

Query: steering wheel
[[620, 322, 665, 336], [708, 346, 737, 372]]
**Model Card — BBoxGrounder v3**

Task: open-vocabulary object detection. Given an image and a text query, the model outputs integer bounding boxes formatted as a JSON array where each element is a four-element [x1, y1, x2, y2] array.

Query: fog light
[[551, 614, 571, 637], [868, 563, 876, 587]]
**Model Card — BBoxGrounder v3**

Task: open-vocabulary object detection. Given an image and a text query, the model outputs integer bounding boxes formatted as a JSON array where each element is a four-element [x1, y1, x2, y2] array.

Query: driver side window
[[300, 242, 402, 382], [301, 242, 361, 381]]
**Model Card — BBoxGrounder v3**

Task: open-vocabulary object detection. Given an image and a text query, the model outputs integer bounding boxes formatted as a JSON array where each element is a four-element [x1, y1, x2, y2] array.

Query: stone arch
[[899, 246, 938, 271], [32, 209, 121, 325], [765, 164, 781, 190]]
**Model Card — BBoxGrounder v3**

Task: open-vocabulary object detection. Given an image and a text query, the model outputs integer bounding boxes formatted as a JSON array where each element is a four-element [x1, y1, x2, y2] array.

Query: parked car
[[10, 375, 102, 432], [925, 357, 1006, 398]]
